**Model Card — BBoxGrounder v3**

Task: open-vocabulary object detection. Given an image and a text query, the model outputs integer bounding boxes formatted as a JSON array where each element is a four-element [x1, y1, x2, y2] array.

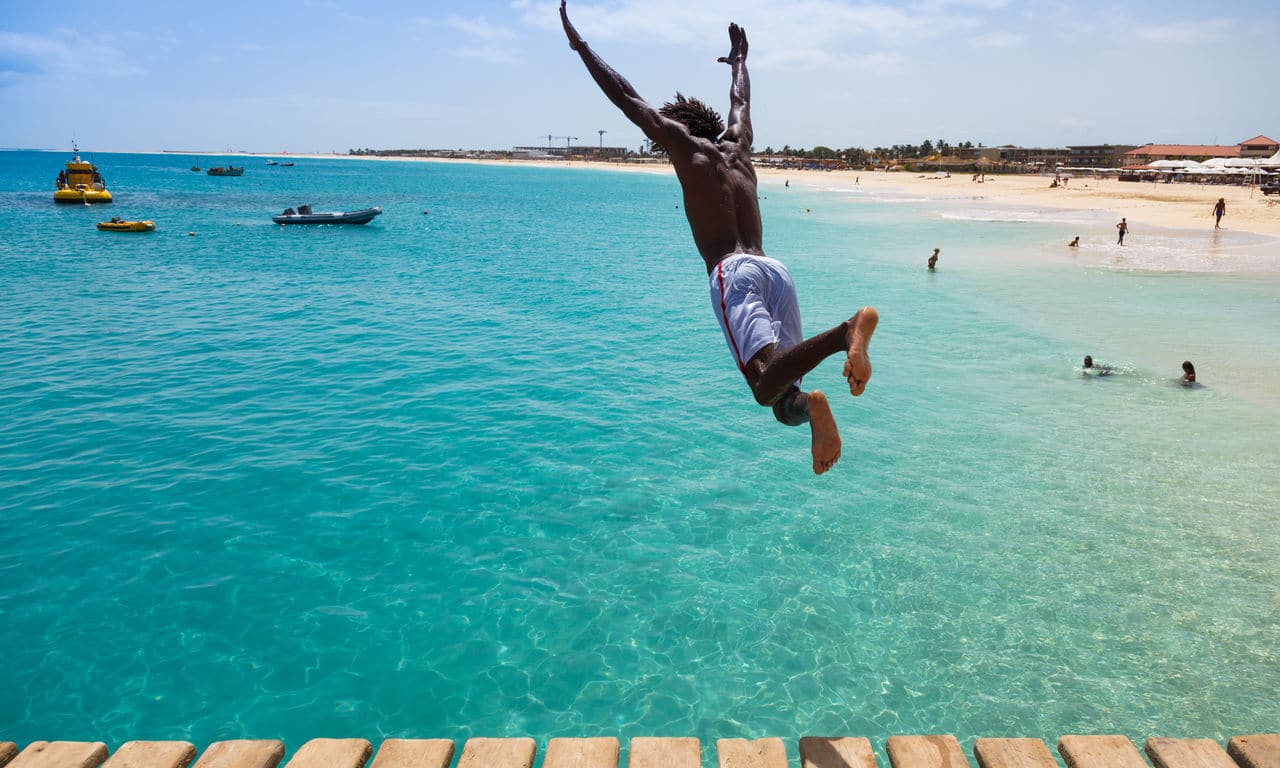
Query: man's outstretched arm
[[717, 23, 752, 148], [560, 1, 685, 150]]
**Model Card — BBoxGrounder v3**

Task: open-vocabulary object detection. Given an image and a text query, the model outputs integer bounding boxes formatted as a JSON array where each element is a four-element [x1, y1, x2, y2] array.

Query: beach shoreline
[[219, 151, 1280, 240], [74, 147, 1279, 240]]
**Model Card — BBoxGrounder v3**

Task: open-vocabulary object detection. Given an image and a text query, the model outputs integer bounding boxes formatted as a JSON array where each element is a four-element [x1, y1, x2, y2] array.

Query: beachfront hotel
[[1124, 135, 1279, 164]]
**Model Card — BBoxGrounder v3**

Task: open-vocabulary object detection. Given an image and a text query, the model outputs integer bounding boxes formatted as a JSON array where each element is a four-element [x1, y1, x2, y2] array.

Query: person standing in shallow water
[[560, 1, 878, 475], [1116, 217, 1128, 245], [928, 248, 940, 270]]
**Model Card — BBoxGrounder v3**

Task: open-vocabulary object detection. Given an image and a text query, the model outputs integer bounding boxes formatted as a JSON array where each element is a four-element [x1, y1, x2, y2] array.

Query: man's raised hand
[[561, 0, 583, 51], [717, 23, 748, 65]]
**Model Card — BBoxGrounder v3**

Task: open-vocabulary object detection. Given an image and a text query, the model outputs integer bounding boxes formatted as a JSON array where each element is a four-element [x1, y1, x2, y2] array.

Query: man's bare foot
[[842, 306, 879, 396], [807, 390, 841, 475]]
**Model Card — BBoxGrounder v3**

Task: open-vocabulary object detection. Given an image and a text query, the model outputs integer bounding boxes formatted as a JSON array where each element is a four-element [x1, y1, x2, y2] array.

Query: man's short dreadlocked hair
[[660, 93, 724, 141]]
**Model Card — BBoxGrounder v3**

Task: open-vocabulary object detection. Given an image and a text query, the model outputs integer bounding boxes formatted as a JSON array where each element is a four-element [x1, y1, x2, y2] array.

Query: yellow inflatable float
[[97, 219, 155, 232]]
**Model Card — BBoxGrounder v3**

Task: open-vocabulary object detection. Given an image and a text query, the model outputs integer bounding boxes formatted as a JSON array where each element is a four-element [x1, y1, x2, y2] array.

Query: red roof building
[[1238, 135, 1279, 157], [1125, 144, 1239, 162], [1126, 135, 1278, 162]]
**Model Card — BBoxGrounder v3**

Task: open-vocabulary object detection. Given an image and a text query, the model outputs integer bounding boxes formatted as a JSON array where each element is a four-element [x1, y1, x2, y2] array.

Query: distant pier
[[2, 733, 1276, 768]]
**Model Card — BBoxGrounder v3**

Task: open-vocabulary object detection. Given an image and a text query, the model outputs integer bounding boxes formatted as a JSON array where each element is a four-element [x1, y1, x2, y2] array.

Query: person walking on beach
[[560, 1, 878, 475], [1212, 198, 1226, 229], [1116, 217, 1128, 245], [928, 248, 940, 270]]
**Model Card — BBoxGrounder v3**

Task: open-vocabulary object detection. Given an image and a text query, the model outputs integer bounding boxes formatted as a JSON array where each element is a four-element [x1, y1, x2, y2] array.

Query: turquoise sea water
[[1, 151, 1277, 762]]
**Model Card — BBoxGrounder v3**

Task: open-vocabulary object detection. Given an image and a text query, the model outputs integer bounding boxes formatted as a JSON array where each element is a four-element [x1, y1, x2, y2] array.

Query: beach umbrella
[[1150, 159, 1189, 168]]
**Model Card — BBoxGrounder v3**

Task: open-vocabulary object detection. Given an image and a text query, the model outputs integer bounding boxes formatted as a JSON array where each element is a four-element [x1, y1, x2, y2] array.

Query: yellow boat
[[54, 146, 113, 204], [97, 219, 155, 232]]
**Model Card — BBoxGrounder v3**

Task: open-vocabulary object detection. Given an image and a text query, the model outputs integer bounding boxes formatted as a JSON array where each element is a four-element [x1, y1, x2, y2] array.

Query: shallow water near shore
[[1, 152, 1277, 761]]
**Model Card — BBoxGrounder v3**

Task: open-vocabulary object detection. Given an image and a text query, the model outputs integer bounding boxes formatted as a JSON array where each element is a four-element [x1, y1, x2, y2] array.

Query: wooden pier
[[1, 733, 1276, 768]]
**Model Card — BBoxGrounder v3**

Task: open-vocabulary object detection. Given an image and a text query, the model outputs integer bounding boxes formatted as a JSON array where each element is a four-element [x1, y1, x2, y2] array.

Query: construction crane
[[543, 135, 578, 150]]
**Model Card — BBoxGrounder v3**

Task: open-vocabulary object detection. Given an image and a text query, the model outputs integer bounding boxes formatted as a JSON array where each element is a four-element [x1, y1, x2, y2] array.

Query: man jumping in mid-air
[[561, 1, 878, 475]]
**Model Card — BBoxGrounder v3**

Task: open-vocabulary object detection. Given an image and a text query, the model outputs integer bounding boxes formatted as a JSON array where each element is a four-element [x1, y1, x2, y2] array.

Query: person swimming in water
[[1181, 360, 1196, 384], [1083, 355, 1114, 376], [561, 1, 878, 475]]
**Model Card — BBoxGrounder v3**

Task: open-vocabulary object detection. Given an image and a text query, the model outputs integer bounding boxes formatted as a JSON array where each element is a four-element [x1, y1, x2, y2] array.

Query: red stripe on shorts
[[718, 259, 745, 372]]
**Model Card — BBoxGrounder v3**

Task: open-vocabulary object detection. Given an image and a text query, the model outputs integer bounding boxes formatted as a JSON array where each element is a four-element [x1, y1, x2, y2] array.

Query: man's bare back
[[561, 1, 878, 474], [672, 141, 764, 272]]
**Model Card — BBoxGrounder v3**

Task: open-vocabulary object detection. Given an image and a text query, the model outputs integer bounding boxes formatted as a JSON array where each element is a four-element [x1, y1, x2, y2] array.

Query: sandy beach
[[790, 167, 1280, 238]]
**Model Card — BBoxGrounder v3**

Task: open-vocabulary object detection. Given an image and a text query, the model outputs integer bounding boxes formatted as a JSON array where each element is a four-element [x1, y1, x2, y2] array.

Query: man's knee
[[744, 347, 790, 407], [771, 387, 809, 426]]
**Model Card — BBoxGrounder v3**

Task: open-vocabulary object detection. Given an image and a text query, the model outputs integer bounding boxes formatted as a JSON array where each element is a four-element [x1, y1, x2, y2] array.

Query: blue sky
[[2, 0, 1277, 154]]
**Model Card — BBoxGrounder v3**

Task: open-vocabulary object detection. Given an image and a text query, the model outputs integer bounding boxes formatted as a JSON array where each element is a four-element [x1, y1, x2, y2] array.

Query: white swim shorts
[[709, 253, 803, 372]]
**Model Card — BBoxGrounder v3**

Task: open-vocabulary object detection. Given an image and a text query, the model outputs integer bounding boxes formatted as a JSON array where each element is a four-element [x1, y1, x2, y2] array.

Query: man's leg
[[770, 386, 841, 475], [745, 307, 878, 475], [842, 306, 878, 396], [744, 306, 879, 405]]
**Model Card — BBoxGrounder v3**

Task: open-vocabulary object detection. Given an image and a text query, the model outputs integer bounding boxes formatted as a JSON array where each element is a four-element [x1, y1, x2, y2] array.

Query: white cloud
[[444, 15, 519, 42], [414, 13, 524, 63], [453, 45, 524, 64], [533, 0, 987, 71], [1136, 18, 1235, 44], [971, 31, 1024, 48], [762, 47, 907, 75], [1057, 116, 1099, 134], [913, 0, 1010, 10], [412, 13, 522, 63], [0, 30, 142, 84], [533, 1, 1256, 84]]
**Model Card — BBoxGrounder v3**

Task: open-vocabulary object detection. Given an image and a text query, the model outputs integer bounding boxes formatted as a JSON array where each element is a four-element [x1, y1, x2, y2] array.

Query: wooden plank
[[544, 738, 619, 768], [629, 738, 701, 768], [1146, 739, 1236, 768], [368, 740, 455, 768], [1228, 736, 1280, 768], [190, 740, 285, 768], [9, 741, 109, 768], [102, 742, 198, 768], [283, 739, 371, 768], [800, 737, 877, 768], [456, 738, 535, 768], [1058, 736, 1147, 768], [888, 735, 969, 768], [716, 738, 787, 768], [0, 743, 18, 767], [974, 739, 1057, 768]]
